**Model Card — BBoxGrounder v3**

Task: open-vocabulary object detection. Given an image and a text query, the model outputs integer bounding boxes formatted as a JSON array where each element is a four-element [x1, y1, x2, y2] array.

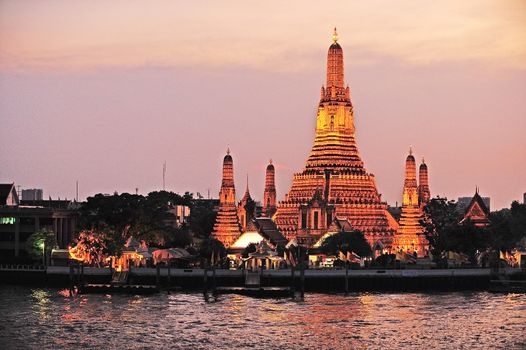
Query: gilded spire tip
[[227, 147, 230, 155], [332, 27, 338, 43], [269, 159, 273, 165], [409, 146, 413, 156]]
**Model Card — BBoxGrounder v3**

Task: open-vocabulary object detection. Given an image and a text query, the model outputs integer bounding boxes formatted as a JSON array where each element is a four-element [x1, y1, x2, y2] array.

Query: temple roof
[[463, 191, 490, 218], [329, 42, 342, 50], [254, 217, 288, 248], [0, 183, 18, 206], [230, 217, 287, 250], [460, 190, 491, 227], [240, 176, 253, 204]]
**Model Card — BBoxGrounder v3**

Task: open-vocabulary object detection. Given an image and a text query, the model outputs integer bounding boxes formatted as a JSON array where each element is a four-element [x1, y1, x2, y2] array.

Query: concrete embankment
[[1, 266, 514, 292]]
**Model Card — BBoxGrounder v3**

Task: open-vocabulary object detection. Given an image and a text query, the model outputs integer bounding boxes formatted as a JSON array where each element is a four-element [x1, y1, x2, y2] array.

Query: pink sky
[[1, 1, 525, 209]]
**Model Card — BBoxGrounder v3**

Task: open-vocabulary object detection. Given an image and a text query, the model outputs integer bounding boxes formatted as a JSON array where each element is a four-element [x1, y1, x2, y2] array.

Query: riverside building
[[0, 183, 78, 262]]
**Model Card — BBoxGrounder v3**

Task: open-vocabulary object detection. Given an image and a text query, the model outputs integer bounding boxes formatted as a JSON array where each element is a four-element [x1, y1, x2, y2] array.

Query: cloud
[[1, 1, 525, 73]]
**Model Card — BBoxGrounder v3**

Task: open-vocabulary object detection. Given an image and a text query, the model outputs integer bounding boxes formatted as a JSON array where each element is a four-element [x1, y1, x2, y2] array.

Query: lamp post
[[40, 241, 45, 267]]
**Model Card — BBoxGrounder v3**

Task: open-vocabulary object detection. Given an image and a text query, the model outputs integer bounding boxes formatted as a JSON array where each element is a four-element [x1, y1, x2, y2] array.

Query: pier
[[2, 265, 519, 293]]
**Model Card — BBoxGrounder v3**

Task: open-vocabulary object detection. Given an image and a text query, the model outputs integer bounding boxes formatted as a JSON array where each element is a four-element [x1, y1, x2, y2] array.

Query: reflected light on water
[[0, 287, 525, 349]]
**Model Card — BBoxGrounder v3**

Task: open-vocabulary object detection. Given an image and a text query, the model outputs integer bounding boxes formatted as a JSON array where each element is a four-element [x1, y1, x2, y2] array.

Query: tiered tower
[[237, 176, 256, 231], [395, 149, 428, 256], [262, 160, 277, 218], [273, 29, 396, 246], [418, 159, 430, 205], [212, 149, 242, 247]]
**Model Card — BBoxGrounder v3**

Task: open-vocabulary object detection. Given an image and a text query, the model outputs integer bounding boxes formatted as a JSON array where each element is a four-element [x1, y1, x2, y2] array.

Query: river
[[0, 286, 524, 349]]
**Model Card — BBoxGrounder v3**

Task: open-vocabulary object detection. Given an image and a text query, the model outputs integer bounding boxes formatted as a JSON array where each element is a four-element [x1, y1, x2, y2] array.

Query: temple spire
[[403, 149, 418, 205], [242, 174, 251, 200], [326, 28, 344, 90], [418, 158, 430, 205], [332, 27, 338, 43], [212, 150, 242, 247], [397, 149, 427, 256], [263, 160, 277, 217]]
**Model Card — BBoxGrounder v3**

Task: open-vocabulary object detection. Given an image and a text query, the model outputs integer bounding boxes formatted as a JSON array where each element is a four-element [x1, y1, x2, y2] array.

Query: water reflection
[[0, 287, 525, 349]]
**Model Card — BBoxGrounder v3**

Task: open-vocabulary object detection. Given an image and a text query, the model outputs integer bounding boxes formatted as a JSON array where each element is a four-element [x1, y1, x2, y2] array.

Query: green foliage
[[421, 197, 460, 263], [71, 230, 109, 267], [489, 201, 526, 252], [78, 191, 193, 256], [166, 225, 193, 248], [26, 228, 56, 261], [189, 200, 217, 239], [319, 230, 372, 257], [198, 238, 226, 260], [423, 197, 526, 265], [444, 222, 491, 265]]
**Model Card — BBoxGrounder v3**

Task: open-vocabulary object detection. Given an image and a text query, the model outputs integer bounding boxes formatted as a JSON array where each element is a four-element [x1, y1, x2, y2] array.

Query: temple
[[395, 149, 428, 256], [273, 29, 396, 247], [237, 176, 256, 232], [262, 160, 277, 218], [460, 189, 490, 228], [418, 158, 431, 205], [211, 149, 242, 247]]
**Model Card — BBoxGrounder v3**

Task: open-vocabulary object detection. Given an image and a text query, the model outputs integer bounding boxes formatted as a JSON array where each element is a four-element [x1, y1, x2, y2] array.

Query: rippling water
[[0, 286, 525, 349]]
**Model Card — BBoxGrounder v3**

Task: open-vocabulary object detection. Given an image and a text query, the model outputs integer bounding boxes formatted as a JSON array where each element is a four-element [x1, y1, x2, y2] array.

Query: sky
[[0, 0, 525, 210]]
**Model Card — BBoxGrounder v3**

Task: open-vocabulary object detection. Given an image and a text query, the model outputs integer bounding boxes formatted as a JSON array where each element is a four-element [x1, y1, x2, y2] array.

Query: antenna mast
[[163, 161, 166, 191]]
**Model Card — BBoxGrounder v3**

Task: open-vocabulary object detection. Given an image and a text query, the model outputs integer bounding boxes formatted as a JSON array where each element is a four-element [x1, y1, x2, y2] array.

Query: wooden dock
[[207, 269, 293, 298], [215, 286, 291, 298]]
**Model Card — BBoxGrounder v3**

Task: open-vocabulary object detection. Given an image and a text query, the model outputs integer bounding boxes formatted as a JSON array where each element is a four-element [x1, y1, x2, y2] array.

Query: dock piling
[[290, 267, 295, 297], [300, 263, 305, 300], [167, 264, 171, 294], [203, 268, 209, 301], [156, 264, 160, 290], [345, 262, 349, 295]]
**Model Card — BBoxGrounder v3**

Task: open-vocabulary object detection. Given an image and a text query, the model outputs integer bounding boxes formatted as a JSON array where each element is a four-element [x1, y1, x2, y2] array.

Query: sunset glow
[[1, 1, 525, 209]]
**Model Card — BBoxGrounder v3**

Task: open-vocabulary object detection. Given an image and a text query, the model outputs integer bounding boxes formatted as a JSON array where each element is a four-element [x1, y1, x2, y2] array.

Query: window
[[314, 211, 319, 230], [301, 212, 307, 229], [0, 217, 15, 225]]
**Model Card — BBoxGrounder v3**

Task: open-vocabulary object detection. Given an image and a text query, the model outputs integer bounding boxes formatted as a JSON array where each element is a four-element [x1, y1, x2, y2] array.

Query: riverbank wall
[[2, 267, 520, 292]]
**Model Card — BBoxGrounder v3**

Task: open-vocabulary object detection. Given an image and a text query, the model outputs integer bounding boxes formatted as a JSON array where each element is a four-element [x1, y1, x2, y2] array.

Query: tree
[[69, 230, 108, 267], [489, 201, 526, 253], [445, 222, 491, 265], [507, 201, 526, 247], [198, 238, 226, 266], [319, 230, 372, 257], [421, 197, 460, 264], [189, 200, 217, 239], [78, 191, 194, 256], [26, 228, 57, 265]]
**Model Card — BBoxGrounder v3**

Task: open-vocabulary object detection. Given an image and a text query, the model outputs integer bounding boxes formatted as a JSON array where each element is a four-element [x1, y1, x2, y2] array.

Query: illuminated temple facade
[[262, 160, 277, 218], [273, 29, 396, 247], [212, 150, 242, 247], [394, 150, 430, 256]]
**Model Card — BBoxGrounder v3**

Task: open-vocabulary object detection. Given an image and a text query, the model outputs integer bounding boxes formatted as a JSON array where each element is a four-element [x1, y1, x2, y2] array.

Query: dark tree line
[[77, 191, 219, 257], [422, 197, 526, 266]]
